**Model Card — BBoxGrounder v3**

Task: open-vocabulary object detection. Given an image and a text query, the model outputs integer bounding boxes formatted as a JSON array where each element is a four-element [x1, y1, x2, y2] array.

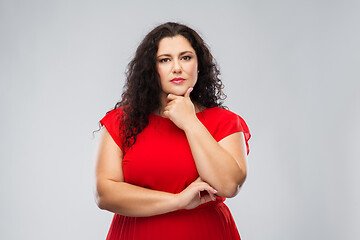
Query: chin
[[166, 87, 188, 96]]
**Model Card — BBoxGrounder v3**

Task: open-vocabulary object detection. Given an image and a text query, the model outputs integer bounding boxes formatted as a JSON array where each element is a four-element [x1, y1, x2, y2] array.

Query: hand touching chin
[[163, 88, 197, 130]]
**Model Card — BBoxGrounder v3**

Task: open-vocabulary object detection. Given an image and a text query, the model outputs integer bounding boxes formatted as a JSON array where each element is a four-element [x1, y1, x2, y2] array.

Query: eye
[[159, 58, 170, 63], [182, 56, 192, 61]]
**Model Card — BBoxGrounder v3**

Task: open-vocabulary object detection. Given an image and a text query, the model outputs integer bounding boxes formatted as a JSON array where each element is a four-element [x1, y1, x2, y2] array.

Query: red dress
[[99, 106, 251, 240]]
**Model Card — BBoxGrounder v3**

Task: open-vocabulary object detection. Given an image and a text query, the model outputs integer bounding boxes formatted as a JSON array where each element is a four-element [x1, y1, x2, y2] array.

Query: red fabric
[[100, 108, 125, 151], [99, 106, 251, 240]]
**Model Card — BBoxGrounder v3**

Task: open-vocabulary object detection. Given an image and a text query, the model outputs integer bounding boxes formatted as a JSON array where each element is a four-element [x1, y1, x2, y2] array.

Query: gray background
[[1, 0, 359, 239]]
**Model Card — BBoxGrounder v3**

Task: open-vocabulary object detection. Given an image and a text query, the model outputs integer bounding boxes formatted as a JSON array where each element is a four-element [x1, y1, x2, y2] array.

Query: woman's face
[[156, 35, 198, 97]]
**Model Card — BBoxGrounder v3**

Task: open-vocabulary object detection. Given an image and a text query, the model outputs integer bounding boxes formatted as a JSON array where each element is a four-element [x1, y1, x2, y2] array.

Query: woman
[[96, 22, 251, 240]]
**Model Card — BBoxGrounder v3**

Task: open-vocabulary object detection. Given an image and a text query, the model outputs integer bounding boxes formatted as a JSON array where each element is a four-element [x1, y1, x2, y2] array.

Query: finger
[[163, 110, 170, 118], [200, 194, 212, 204], [164, 105, 171, 111], [193, 179, 217, 194], [206, 190, 216, 201], [165, 100, 175, 107], [192, 182, 210, 189], [167, 94, 180, 101], [195, 183, 217, 195], [184, 87, 193, 98]]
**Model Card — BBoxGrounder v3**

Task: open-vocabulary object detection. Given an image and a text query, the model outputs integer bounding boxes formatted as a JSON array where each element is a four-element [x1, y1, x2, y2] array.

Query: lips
[[171, 77, 185, 84]]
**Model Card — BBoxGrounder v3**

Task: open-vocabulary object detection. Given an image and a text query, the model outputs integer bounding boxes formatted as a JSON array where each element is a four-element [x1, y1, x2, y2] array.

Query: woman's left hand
[[163, 87, 198, 130]]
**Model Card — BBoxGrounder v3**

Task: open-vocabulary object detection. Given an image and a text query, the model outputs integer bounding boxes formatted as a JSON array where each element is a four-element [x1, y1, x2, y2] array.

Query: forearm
[[184, 119, 246, 197], [96, 180, 179, 217]]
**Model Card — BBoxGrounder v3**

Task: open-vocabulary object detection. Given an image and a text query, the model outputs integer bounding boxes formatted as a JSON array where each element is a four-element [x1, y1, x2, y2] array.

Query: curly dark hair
[[104, 22, 227, 150]]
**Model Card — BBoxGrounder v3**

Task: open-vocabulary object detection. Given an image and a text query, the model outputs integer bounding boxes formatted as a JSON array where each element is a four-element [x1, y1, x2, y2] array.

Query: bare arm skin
[[163, 88, 248, 198], [95, 128, 217, 217], [184, 124, 248, 198]]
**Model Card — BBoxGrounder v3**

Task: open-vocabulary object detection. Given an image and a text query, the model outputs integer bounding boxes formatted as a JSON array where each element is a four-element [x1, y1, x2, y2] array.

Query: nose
[[172, 59, 182, 73]]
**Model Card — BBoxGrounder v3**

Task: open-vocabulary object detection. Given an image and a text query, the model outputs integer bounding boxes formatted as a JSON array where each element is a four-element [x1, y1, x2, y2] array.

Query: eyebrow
[[157, 51, 195, 58]]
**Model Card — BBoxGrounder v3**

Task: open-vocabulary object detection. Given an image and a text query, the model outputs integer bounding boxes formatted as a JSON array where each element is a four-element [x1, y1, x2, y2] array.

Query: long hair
[[108, 22, 226, 150]]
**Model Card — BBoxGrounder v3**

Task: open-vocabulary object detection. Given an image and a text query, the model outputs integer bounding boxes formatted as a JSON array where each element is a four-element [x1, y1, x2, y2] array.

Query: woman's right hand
[[175, 177, 218, 210]]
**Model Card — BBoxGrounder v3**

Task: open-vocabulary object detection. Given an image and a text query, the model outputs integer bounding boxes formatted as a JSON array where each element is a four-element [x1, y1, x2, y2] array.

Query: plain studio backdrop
[[1, 0, 359, 239]]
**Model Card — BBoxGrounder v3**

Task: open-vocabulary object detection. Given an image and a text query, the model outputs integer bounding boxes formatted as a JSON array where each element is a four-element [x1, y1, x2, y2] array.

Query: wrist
[[171, 193, 182, 211], [183, 118, 202, 133]]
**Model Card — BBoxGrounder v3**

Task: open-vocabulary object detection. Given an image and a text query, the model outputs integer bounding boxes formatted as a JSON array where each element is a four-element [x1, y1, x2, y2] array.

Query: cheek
[[184, 62, 198, 76], [157, 66, 166, 82]]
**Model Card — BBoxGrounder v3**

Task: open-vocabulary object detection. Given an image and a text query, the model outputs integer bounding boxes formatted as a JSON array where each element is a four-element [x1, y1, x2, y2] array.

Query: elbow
[[96, 193, 116, 212], [95, 179, 127, 214], [95, 183, 110, 211], [222, 172, 247, 198], [95, 191, 107, 210], [96, 195, 108, 210], [221, 184, 240, 198]]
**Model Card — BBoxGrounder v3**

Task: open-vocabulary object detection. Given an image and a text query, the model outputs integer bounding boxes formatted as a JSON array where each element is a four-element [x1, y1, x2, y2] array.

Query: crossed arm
[[96, 88, 248, 217], [163, 88, 248, 197], [95, 124, 247, 217], [183, 121, 248, 198]]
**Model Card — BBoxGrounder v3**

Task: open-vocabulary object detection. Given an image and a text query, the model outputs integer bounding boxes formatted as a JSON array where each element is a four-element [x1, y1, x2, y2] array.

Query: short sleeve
[[99, 108, 124, 151], [215, 114, 251, 155]]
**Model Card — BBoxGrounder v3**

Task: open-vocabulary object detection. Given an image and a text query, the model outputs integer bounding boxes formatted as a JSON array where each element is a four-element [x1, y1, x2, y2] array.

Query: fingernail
[[190, 88, 193, 93], [214, 189, 218, 193]]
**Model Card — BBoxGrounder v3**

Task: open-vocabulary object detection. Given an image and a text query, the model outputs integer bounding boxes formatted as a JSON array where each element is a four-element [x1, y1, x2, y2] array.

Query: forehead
[[157, 35, 195, 55]]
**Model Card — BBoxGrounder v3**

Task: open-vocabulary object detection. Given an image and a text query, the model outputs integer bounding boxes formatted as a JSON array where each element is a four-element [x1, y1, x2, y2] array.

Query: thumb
[[184, 87, 193, 98]]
